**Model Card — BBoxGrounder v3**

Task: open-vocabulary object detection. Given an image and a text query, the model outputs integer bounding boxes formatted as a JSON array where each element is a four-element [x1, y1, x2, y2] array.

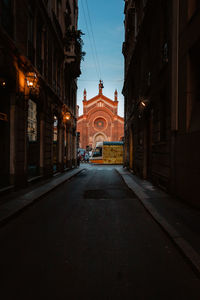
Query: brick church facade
[[77, 81, 124, 149]]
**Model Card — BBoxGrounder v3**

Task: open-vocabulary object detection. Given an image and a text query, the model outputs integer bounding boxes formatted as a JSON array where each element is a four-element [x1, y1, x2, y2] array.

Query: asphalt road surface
[[0, 165, 200, 300]]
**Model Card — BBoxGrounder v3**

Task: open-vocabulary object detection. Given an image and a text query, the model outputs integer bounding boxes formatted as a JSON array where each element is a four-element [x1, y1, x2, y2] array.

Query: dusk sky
[[77, 0, 124, 117]]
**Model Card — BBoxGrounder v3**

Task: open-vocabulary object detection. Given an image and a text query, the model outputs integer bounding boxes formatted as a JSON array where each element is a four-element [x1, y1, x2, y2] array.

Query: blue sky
[[77, 0, 124, 117]]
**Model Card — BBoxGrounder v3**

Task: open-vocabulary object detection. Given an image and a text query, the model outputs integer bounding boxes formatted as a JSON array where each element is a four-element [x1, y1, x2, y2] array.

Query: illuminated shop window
[[27, 99, 37, 141], [53, 115, 58, 142]]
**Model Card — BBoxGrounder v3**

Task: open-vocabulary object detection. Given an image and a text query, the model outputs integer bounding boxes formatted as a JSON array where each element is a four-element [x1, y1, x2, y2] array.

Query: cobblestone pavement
[[0, 165, 199, 300]]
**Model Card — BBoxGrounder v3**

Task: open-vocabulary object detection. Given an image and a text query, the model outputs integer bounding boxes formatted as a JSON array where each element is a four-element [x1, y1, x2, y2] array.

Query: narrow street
[[0, 165, 199, 300]]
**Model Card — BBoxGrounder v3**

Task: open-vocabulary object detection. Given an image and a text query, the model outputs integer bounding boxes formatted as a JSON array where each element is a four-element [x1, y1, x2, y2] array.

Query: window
[[53, 116, 58, 142], [188, 0, 200, 19], [159, 100, 167, 141], [55, 0, 62, 20], [162, 42, 169, 64], [53, 50, 57, 91], [27, 100, 37, 142], [28, 14, 35, 63], [36, 19, 43, 74], [137, 119, 143, 146], [188, 43, 200, 132], [48, 40, 52, 84], [134, 10, 138, 38], [157, 90, 168, 142], [142, 0, 147, 8], [98, 102, 103, 107], [43, 29, 48, 78], [0, 0, 13, 36], [53, 115, 58, 171], [57, 63, 61, 96]]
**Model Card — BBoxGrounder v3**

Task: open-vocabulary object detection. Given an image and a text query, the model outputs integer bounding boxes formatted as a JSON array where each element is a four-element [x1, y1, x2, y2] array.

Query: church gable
[[87, 105, 116, 120], [82, 82, 118, 116], [87, 99, 114, 114], [86, 95, 116, 108]]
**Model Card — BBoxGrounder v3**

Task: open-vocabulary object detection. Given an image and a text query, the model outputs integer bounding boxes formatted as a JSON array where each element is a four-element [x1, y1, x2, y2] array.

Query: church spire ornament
[[114, 89, 118, 101], [99, 80, 104, 95], [83, 89, 87, 101]]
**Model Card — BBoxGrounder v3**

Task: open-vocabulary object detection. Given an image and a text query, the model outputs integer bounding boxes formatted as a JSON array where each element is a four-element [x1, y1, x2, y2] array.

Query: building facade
[[173, 0, 200, 206], [123, 0, 200, 207], [0, 0, 82, 189], [77, 81, 124, 149]]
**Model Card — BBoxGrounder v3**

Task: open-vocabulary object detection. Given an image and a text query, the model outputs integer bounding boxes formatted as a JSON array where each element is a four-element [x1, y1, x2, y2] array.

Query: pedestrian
[[85, 152, 89, 163], [77, 151, 81, 167]]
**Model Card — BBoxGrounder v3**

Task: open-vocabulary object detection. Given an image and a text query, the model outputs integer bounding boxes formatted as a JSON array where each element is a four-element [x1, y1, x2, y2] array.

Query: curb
[[116, 168, 200, 276], [0, 168, 85, 226]]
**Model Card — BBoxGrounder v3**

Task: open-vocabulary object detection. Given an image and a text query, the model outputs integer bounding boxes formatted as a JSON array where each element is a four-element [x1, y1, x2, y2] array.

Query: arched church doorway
[[93, 132, 107, 148]]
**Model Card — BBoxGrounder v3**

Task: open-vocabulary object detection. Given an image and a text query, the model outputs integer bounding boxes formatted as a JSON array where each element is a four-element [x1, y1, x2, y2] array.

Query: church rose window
[[94, 118, 105, 130]]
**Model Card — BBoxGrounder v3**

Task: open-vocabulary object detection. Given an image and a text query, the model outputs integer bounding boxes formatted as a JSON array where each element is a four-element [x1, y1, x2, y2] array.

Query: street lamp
[[136, 97, 150, 119], [62, 104, 71, 124], [139, 98, 150, 109], [0, 77, 7, 88], [63, 111, 71, 122], [25, 72, 37, 89]]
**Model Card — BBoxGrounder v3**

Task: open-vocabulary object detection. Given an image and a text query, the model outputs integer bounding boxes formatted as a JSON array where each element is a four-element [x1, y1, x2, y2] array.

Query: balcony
[[64, 42, 76, 64], [64, 29, 85, 78]]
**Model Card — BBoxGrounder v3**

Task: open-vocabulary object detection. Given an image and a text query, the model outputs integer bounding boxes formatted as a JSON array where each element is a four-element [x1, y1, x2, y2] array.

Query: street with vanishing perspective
[[0, 165, 199, 299], [1, 1, 200, 299]]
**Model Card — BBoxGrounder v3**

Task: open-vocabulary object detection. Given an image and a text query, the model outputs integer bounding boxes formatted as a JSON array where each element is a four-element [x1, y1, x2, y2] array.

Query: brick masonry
[[77, 82, 124, 149]]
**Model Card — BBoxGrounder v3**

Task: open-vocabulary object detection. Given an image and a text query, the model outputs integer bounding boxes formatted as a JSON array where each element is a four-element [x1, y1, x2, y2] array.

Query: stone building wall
[[0, 0, 81, 189], [173, 0, 200, 206], [123, 0, 200, 207], [123, 0, 172, 189]]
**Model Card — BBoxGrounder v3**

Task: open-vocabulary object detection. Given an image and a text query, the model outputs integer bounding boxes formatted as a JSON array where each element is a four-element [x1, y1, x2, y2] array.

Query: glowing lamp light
[[25, 72, 37, 88], [28, 81, 33, 87], [62, 104, 71, 124], [139, 98, 150, 109], [0, 78, 6, 88], [64, 112, 71, 121]]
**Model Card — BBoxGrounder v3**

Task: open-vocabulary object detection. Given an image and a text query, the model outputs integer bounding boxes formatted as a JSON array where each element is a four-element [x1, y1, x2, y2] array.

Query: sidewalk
[[0, 166, 85, 225], [116, 166, 200, 275]]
